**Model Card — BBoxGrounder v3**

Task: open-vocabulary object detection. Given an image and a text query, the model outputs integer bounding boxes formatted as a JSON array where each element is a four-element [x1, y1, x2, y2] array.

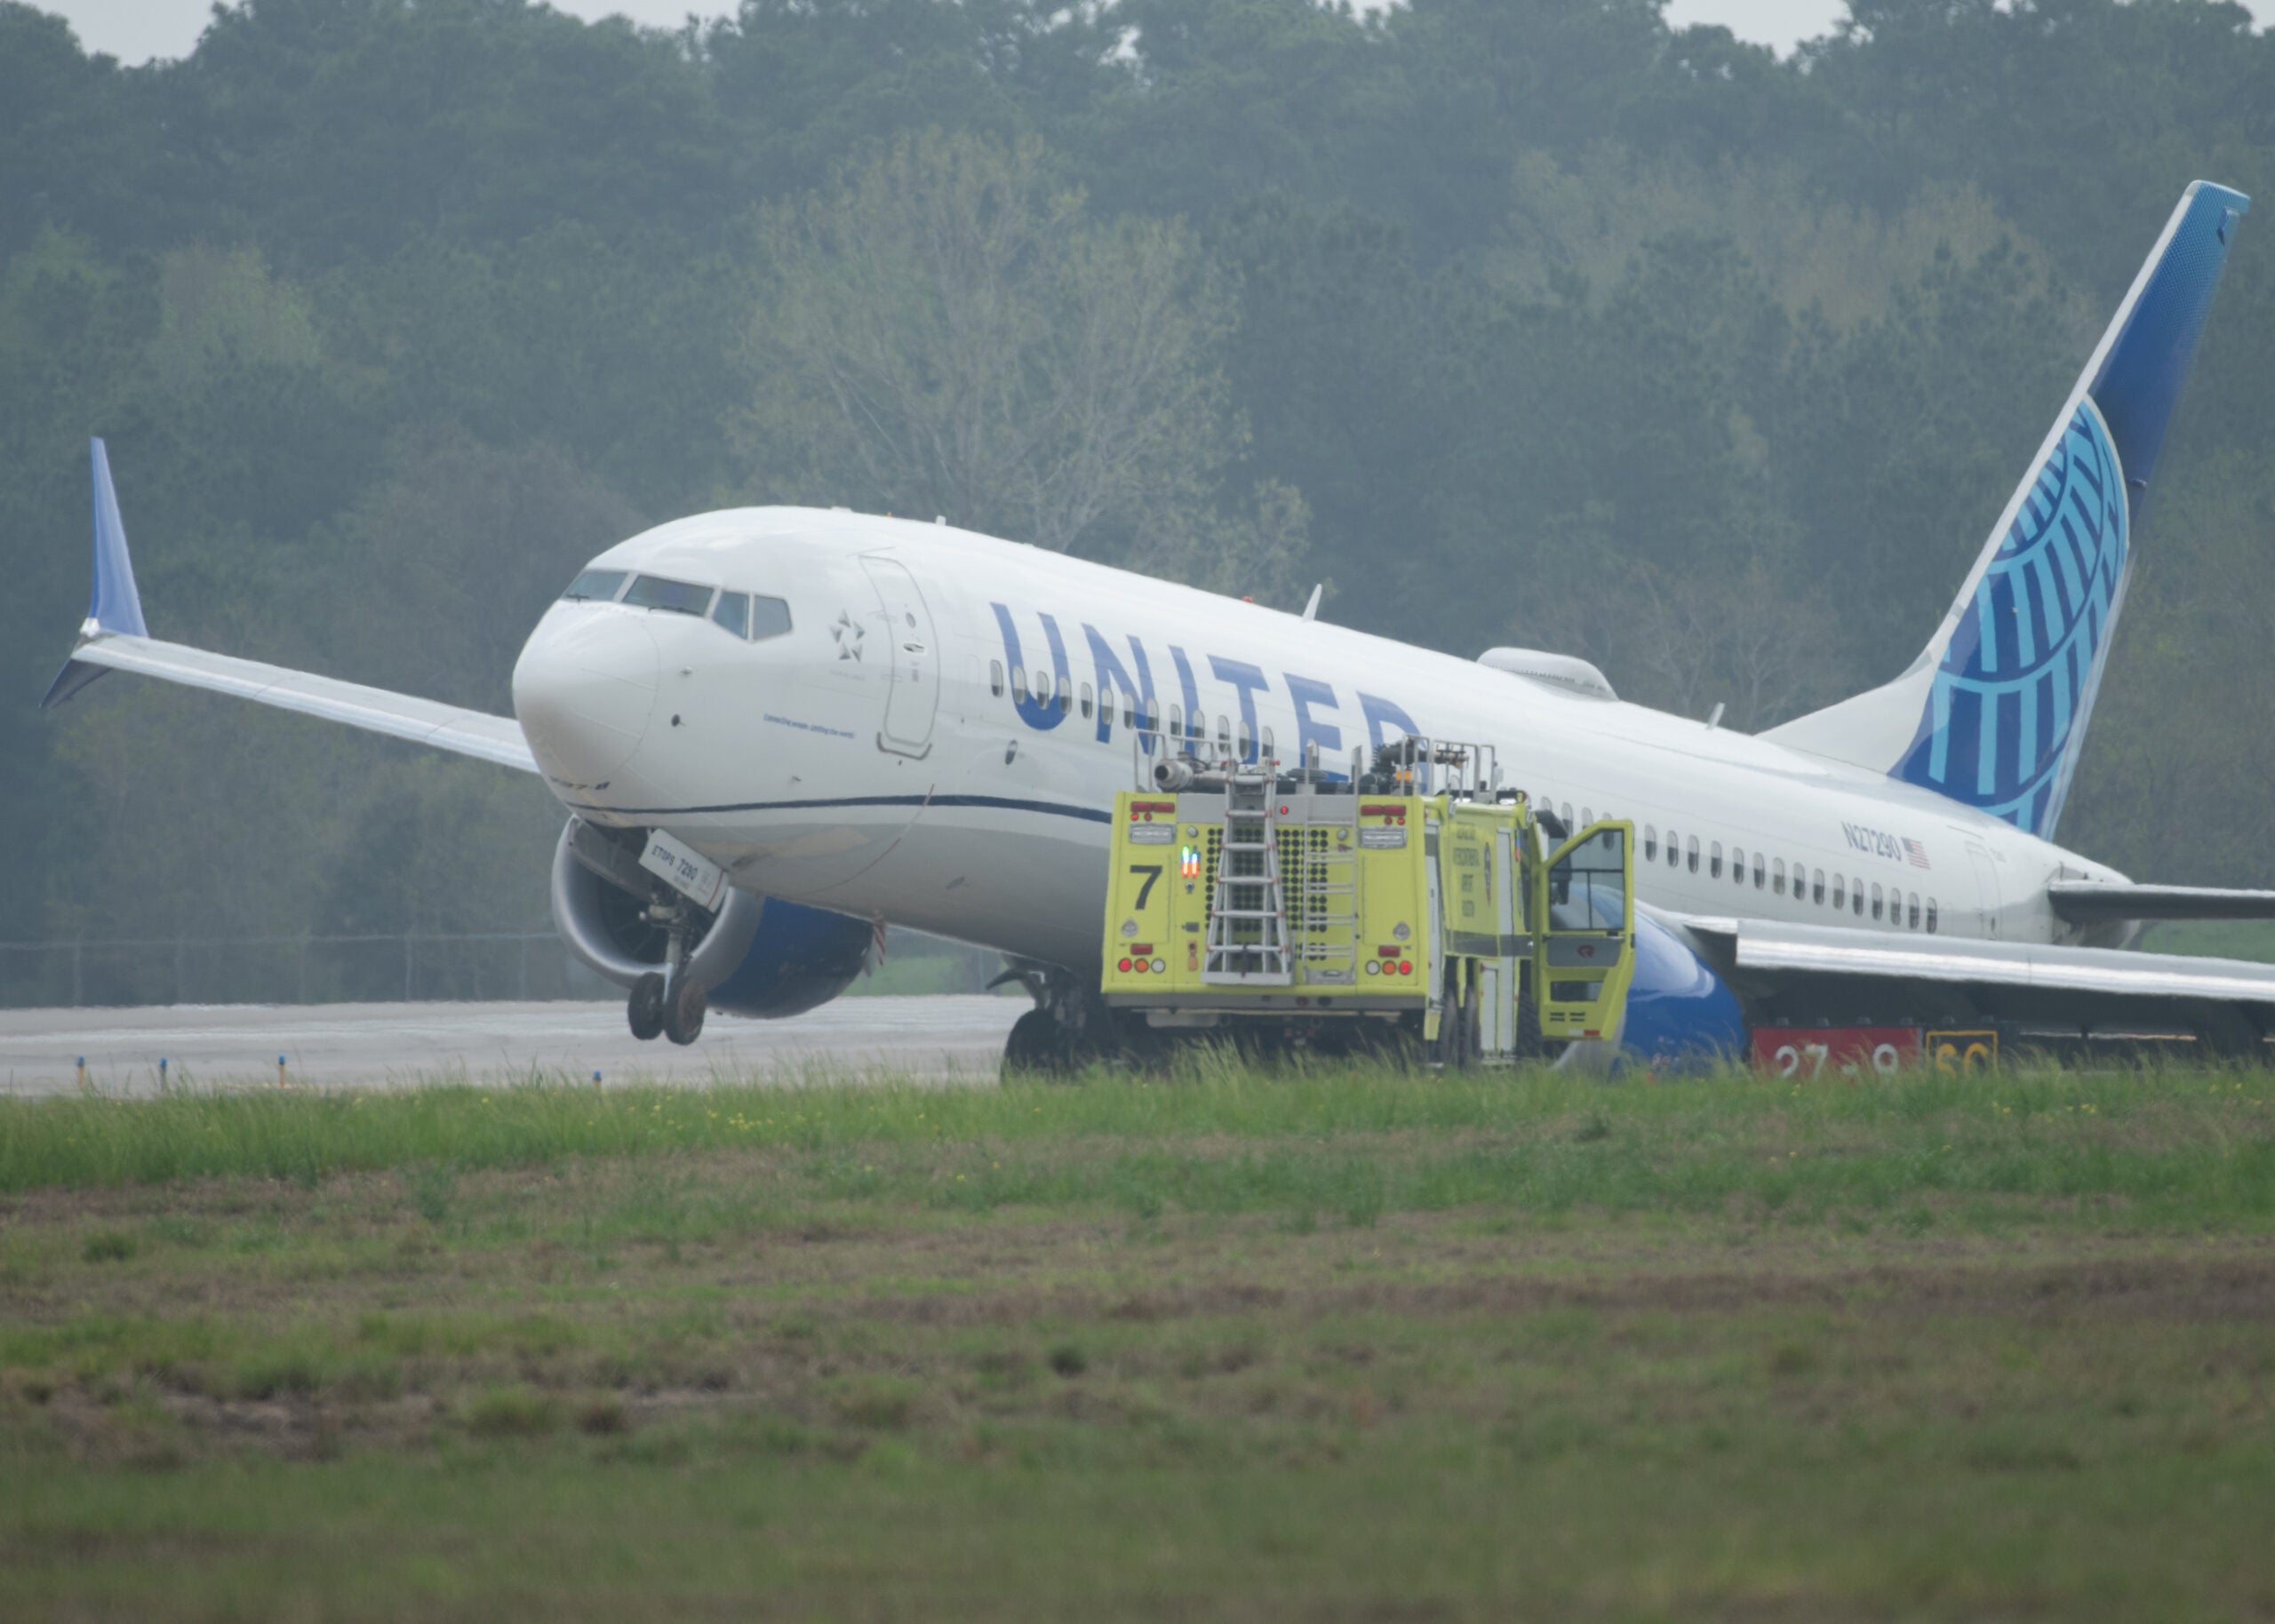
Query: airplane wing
[[42, 440, 537, 776], [2045, 881, 2275, 924], [1663, 910, 2275, 1044]]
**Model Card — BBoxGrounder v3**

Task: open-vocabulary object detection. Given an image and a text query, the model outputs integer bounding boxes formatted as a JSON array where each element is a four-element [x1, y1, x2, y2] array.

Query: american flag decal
[[1903, 839, 1932, 869]]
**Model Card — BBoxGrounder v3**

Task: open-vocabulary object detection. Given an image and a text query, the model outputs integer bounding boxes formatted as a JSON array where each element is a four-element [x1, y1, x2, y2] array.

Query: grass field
[[4, 1057, 2273, 1620]]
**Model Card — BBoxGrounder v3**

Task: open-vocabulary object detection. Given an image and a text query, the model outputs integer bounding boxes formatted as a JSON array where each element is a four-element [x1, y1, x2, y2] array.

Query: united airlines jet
[[44, 182, 2275, 1070]]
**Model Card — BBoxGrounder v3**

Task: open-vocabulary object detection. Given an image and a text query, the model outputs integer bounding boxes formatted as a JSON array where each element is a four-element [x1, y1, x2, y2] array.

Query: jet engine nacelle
[[1617, 911, 1749, 1071], [549, 820, 871, 1018]]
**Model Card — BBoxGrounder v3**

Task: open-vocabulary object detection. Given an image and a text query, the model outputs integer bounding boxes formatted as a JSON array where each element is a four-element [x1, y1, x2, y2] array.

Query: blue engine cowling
[[704, 896, 874, 1016], [1617, 910, 1749, 1070], [550, 820, 871, 1018]]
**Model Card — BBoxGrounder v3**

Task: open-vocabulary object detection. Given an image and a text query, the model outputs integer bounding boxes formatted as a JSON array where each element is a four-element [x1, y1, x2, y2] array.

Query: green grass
[[3, 1061, 2273, 1619], [5, 1059, 2272, 1231], [2143, 918, 2275, 962]]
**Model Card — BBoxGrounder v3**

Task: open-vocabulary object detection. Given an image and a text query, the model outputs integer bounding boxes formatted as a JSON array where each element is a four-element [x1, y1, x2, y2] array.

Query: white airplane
[[45, 181, 2275, 1070]]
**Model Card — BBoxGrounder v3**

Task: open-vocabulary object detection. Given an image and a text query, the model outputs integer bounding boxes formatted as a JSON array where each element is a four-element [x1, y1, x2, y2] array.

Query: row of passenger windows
[[562, 569, 793, 643], [988, 662, 1276, 760], [1640, 824, 1937, 932], [985, 672, 1939, 934]]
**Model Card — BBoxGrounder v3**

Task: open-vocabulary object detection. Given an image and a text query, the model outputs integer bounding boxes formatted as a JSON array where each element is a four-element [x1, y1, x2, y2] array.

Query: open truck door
[[1532, 821, 1636, 1044]]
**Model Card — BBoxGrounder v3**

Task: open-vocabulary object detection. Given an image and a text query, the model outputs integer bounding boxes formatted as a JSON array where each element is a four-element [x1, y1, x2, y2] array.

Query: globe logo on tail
[[1895, 397, 2128, 836]]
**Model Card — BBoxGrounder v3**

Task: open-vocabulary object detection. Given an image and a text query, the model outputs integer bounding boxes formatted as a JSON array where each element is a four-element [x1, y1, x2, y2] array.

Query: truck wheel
[[1434, 979, 1473, 1071]]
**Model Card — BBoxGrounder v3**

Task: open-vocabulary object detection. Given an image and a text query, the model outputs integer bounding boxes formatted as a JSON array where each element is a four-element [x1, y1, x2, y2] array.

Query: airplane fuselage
[[509, 507, 2128, 972]]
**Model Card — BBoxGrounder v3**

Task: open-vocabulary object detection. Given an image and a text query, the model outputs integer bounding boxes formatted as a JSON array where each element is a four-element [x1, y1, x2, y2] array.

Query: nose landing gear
[[628, 972, 667, 1041], [623, 896, 710, 1046], [664, 977, 706, 1045]]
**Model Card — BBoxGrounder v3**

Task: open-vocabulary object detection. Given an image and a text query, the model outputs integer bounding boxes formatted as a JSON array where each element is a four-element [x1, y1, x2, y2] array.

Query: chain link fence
[[0, 928, 1005, 1009], [0, 933, 613, 1009]]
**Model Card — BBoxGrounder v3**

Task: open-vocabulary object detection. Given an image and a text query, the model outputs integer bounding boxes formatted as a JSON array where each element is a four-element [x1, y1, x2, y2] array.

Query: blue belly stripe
[[567, 792, 1115, 824]]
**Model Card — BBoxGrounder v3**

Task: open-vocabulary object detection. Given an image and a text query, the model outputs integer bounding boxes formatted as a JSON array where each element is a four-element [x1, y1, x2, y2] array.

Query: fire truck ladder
[[1293, 830, 1359, 984], [1201, 773, 1295, 984]]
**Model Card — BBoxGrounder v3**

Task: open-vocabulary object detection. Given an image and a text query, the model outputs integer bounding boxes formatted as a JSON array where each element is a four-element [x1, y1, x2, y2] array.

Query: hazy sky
[[36, 0, 2266, 68], [39, 0, 1861, 67]]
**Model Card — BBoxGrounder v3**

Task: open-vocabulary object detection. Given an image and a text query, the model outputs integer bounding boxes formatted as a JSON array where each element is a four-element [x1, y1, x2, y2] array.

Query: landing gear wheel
[[627, 972, 667, 1041], [664, 978, 707, 1046], [1002, 1007, 1068, 1079]]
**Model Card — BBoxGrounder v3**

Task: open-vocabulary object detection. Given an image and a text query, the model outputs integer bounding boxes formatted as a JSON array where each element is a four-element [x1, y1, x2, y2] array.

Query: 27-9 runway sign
[[1750, 1026, 2000, 1079]]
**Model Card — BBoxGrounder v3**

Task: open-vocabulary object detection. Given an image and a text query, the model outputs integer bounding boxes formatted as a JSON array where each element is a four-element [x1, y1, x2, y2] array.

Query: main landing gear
[[625, 896, 709, 1047], [994, 959, 1138, 1078]]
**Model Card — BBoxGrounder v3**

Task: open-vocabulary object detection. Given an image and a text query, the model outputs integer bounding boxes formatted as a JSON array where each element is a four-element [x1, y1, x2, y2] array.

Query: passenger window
[[1908, 893, 1921, 929], [989, 660, 1004, 698], [1812, 869, 1825, 904], [1754, 854, 1767, 889], [1853, 886, 1864, 915], [1871, 883, 1884, 921], [1123, 693, 1136, 729], [1686, 834, 1699, 874], [1260, 726, 1274, 761], [1033, 669, 1052, 705], [1644, 826, 1658, 862], [747, 595, 793, 640], [1168, 704, 1182, 740], [1583, 808, 1594, 827], [711, 592, 749, 638], [1058, 684, 1073, 715], [1237, 719, 1253, 758], [1011, 665, 1027, 703], [1730, 847, 1744, 883], [1773, 858, 1786, 896], [1667, 830, 1680, 868], [1927, 898, 1938, 934], [1561, 803, 1576, 832], [1217, 716, 1233, 754], [1081, 682, 1094, 720], [1710, 841, 1723, 880], [623, 575, 714, 616], [1831, 874, 1846, 911], [563, 568, 627, 601]]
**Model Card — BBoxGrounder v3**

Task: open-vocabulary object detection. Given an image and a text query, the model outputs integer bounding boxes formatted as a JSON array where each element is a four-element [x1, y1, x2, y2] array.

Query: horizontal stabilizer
[[2046, 881, 2275, 925]]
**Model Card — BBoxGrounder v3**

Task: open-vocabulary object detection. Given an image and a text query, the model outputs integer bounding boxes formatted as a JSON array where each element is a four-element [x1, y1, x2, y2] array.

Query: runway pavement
[[0, 996, 1026, 1096]]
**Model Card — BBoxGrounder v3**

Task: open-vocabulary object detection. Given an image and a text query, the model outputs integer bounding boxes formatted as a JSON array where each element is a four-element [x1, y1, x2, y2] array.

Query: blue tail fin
[[43, 438, 150, 707], [1764, 182, 2248, 840]]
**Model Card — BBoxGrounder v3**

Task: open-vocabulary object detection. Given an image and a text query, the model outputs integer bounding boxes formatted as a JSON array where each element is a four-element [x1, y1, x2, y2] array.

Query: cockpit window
[[748, 595, 793, 641], [562, 569, 627, 601], [712, 592, 749, 638], [623, 575, 714, 616]]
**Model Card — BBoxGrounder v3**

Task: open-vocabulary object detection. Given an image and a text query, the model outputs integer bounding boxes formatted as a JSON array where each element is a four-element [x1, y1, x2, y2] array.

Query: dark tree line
[[4, 0, 2273, 969]]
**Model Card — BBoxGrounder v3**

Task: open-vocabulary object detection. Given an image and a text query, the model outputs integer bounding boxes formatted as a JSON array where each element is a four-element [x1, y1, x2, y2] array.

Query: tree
[[740, 131, 1303, 596]]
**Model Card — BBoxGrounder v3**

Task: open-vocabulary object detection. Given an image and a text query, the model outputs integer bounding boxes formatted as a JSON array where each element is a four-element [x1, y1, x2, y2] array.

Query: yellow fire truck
[[1098, 741, 1637, 1063]]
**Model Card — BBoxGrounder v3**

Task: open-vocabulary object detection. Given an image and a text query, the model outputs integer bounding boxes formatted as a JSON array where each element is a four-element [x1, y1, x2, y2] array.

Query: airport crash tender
[[1098, 741, 1638, 1063]]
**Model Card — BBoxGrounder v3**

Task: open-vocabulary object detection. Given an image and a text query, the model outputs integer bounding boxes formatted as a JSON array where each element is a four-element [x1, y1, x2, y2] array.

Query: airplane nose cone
[[512, 610, 659, 783]]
